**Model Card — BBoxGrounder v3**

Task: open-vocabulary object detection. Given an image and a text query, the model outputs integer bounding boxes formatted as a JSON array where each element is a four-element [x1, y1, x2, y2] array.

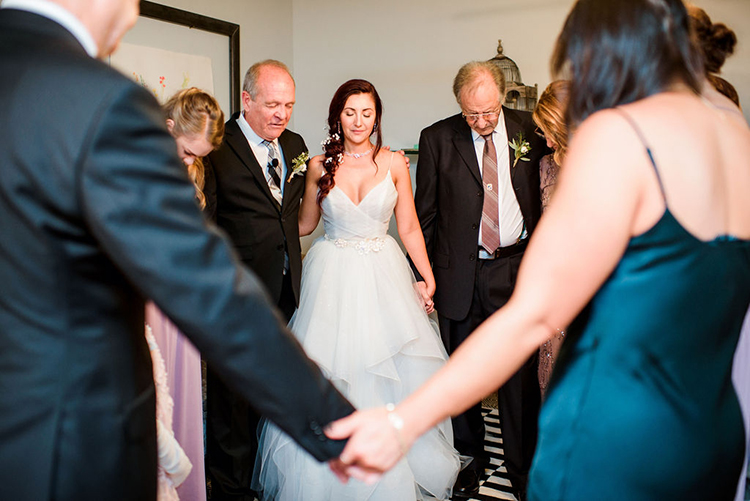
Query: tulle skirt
[[254, 234, 460, 500]]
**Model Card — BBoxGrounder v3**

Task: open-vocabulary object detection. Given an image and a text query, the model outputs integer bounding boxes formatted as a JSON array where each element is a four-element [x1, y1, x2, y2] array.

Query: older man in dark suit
[[413, 61, 547, 500], [202, 60, 310, 500], [0, 1, 352, 500]]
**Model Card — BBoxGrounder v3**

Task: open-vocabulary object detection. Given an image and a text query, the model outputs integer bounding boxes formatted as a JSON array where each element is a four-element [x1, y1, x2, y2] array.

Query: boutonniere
[[288, 151, 309, 182], [509, 132, 531, 168]]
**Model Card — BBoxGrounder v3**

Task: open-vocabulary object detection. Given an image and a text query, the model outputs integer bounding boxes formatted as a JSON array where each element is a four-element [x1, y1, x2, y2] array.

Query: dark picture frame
[[139, 1, 241, 113]]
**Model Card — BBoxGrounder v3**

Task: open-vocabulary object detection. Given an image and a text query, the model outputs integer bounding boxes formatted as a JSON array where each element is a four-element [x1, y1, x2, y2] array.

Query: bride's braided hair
[[317, 79, 383, 205]]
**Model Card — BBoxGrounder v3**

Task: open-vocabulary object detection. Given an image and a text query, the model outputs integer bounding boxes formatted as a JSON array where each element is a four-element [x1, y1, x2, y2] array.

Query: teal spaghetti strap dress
[[528, 110, 750, 500]]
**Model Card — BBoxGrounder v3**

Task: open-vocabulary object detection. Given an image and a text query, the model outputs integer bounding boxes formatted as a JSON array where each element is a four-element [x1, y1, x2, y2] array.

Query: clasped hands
[[325, 405, 414, 484], [416, 280, 435, 314]]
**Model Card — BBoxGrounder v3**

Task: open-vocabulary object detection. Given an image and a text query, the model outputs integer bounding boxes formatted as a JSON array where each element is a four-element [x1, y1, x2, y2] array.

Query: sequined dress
[[254, 163, 460, 500], [538, 154, 565, 395]]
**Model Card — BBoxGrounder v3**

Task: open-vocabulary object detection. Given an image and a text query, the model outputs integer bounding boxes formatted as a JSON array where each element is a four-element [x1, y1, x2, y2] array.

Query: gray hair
[[452, 61, 506, 106], [243, 59, 294, 99]]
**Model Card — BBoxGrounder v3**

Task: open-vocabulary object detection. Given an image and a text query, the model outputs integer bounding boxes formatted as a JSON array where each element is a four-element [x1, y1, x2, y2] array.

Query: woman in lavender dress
[[531, 80, 570, 396], [146, 88, 225, 500]]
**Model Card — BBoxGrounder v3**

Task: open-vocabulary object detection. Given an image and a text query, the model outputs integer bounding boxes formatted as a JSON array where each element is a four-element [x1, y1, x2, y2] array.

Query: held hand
[[415, 281, 435, 314], [325, 408, 410, 476], [328, 458, 350, 483], [329, 458, 381, 486]]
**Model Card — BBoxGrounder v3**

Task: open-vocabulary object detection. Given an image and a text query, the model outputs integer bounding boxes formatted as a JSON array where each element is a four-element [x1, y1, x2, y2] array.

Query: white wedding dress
[[254, 159, 460, 500]]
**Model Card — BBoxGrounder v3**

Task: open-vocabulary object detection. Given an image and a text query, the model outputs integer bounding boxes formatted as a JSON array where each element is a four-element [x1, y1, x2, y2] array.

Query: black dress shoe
[[452, 468, 480, 498], [508, 476, 527, 501], [511, 486, 527, 501]]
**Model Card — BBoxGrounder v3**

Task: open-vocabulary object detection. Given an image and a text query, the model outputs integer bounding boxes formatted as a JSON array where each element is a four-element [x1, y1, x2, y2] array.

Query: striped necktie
[[481, 134, 501, 254], [262, 140, 283, 205]]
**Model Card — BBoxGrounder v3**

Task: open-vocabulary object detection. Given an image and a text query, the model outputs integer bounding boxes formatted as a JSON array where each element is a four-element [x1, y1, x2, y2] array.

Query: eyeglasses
[[461, 110, 500, 123]]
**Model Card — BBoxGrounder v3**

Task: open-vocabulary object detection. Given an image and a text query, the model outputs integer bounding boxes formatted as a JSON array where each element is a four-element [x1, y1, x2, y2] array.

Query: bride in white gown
[[253, 79, 460, 500]]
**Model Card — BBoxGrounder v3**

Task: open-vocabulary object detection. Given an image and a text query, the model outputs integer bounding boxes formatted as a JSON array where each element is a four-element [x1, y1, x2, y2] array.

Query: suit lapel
[[504, 107, 523, 183], [278, 132, 301, 211], [224, 118, 281, 212], [278, 132, 296, 185], [451, 119, 482, 186]]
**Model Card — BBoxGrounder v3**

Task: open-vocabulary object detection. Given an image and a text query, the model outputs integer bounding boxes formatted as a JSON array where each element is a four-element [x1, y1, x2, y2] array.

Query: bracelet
[[385, 403, 409, 455]]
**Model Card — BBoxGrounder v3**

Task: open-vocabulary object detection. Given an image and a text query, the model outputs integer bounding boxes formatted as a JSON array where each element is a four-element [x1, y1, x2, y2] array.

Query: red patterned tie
[[481, 134, 500, 254]]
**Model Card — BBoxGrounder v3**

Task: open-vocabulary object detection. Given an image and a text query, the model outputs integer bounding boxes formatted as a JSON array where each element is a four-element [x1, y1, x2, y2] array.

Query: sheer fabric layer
[[255, 169, 460, 500]]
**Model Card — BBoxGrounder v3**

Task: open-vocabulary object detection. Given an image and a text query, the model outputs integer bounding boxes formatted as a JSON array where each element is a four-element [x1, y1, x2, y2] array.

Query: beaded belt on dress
[[324, 234, 385, 255]]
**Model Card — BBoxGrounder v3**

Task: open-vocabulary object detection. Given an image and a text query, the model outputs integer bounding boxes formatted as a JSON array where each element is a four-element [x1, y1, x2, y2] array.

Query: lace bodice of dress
[[321, 169, 397, 242]]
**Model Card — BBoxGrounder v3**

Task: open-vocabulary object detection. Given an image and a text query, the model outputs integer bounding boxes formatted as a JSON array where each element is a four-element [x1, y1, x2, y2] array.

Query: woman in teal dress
[[324, 0, 750, 499]]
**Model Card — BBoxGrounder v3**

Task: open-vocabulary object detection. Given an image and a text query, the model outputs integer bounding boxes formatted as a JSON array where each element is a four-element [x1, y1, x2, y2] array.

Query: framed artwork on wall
[[110, 1, 240, 115]]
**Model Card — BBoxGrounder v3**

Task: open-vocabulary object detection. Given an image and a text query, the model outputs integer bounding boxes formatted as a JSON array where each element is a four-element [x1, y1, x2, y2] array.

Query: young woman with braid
[[146, 87, 224, 501]]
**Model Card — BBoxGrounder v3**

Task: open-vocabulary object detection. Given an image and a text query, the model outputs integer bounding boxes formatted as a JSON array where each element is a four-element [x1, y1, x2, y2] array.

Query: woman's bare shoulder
[[378, 148, 407, 175]]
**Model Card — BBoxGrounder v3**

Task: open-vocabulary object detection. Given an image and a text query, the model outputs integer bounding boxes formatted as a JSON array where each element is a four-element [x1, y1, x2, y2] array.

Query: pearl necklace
[[344, 145, 374, 159]]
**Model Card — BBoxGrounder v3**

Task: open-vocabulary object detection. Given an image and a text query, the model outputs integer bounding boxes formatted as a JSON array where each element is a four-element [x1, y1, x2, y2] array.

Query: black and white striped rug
[[455, 407, 518, 501]]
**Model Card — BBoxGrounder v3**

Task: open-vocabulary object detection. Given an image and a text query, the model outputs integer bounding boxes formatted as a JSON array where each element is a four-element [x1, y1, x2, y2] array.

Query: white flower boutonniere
[[509, 132, 531, 168], [288, 151, 309, 182]]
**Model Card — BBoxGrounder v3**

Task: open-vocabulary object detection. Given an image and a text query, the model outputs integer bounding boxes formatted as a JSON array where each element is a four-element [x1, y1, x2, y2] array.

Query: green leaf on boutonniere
[[288, 151, 309, 182], [509, 132, 531, 168]]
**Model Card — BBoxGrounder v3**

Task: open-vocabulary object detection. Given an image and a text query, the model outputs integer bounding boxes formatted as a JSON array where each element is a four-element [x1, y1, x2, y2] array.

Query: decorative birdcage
[[488, 40, 538, 112]]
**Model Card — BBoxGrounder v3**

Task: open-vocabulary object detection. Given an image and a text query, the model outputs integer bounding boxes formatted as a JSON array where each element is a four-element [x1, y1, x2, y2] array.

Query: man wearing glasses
[[411, 60, 547, 501]]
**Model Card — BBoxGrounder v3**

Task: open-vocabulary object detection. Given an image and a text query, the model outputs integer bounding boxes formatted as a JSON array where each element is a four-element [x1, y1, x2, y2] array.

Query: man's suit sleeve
[[78, 83, 353, 461], [411, 127, 440, 282]]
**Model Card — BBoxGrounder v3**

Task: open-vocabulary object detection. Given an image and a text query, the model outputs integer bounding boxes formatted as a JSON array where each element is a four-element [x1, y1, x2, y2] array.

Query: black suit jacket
[[204, 115, 306, 305], [0, 10, 351, 500], [414, 108, 547, 320]]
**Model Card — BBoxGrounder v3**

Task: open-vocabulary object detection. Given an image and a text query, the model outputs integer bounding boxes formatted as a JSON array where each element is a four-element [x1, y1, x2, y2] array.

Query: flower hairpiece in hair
[[323, 152, 344, 166], [321, 133, 340, 147], [509, 132, 531, 168], [288, 151, 309, 182]]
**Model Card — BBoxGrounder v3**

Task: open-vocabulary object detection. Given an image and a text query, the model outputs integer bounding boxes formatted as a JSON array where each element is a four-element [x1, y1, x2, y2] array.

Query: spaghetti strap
[[613, 108, 667, 202], [386, 151, 395, 180]]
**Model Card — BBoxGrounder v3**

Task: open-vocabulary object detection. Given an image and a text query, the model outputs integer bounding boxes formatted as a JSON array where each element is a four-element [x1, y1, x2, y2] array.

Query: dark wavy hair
[[317, 79, 383, 205], [552, 0, 703, 127], [688, 6, 739, 107], [708, 74, 740, 107], [688, 6, 737, 75]]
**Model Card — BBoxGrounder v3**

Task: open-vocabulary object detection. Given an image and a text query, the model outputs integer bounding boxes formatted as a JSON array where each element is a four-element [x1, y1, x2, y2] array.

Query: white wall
[[290, 0, 750, 152], [289, 0, 576, 249], [151, 0, 750, 153], [291, 0, 575, 155], [287, 0, 749, 249]]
